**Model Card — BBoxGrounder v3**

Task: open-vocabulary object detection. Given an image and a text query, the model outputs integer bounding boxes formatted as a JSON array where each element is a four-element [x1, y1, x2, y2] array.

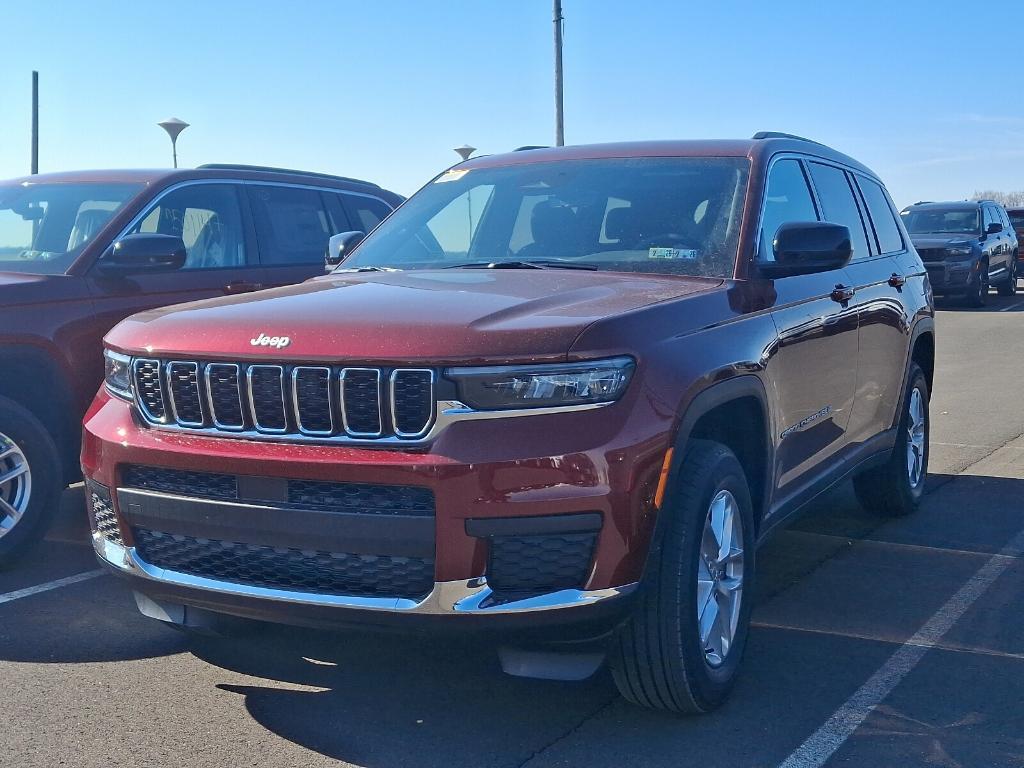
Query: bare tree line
[[971, 190, 1024, 207]]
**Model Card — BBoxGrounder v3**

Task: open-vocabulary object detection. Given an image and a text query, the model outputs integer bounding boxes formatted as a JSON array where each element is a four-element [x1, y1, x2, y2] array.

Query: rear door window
[[807, 163, 872, 262], [248, 185, 333, 265], [758, 159, 819, 262], [857, 177, 905, 255]]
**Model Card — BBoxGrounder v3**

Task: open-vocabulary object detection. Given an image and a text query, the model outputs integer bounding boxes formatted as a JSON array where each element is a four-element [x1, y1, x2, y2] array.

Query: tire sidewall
[[897, 366, 930, 507], [660, 448, 756, 707], [0, 397, 62, 563]]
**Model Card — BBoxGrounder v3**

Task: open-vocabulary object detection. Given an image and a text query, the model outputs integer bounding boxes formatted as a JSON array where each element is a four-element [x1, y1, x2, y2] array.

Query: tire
[[997, 257, 1017, 296], [853, 363, 929, 517], [611, 439, 756, 714], [965, 264, 988, 307], [0, 396, 64, 567]]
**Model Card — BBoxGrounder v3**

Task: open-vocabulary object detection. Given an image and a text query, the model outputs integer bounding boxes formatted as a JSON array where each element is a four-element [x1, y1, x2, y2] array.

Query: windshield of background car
[[900, 207, 980, 235], [339, 157, 750, 277], [0, 182, 143, 275], [1009, 211, 1024, 230]]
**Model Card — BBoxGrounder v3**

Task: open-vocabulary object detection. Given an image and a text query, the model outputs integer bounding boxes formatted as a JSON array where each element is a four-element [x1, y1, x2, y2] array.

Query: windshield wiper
[[443, 260, 598, 271]]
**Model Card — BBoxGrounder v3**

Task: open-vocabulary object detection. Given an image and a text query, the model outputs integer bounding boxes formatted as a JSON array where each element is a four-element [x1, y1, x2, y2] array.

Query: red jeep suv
[[83, 135, 935, 713], [0, 165, 400, 564]]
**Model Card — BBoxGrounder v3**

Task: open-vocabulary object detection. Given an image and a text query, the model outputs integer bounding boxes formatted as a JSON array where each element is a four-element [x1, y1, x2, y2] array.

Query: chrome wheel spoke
[[696, 489, 744, 668], [0, 431, 31, 538]]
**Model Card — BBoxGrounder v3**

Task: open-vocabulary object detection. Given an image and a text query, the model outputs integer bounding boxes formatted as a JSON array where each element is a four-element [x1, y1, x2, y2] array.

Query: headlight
[[446, 356, 635, 411], [104, 349, 133, 400]]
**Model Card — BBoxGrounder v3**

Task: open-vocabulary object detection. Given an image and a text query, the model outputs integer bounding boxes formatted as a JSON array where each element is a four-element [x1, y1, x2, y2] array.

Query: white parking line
[[778, 527, 1024, 768], [0, 569, 106, 605]]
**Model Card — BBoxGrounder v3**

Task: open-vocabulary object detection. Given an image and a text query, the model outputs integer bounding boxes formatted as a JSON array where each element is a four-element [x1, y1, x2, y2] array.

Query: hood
[[106, 269, 721, 364], [0, 271, 89, 309], [909, 234, 978, 250]]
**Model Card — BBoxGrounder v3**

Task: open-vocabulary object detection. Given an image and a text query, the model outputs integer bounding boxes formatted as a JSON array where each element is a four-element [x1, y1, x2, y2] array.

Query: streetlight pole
[[31, 71, 39, 174], [157, 118, 189, 168], [554, 0, 564, 147]]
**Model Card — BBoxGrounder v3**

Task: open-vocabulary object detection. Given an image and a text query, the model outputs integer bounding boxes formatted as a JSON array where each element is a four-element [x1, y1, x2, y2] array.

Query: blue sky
[[3, 0, 1024, 206]]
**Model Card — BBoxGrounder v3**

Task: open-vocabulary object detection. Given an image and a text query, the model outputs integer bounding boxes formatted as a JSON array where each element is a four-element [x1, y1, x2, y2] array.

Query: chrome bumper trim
[[93, 533, 637, 615]]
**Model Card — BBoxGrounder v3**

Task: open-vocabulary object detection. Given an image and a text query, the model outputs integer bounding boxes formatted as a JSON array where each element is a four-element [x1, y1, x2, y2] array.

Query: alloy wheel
[[906, 387, 926, 490], [0, 432, 31, 539], [697, 489, 744, 668]]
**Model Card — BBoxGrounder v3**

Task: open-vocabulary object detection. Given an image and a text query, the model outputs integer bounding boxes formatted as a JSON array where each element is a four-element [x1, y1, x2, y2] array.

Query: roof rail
[[751, 131, 824, 145], [514, 145, 549, 151], [196, 163, 380, 188]]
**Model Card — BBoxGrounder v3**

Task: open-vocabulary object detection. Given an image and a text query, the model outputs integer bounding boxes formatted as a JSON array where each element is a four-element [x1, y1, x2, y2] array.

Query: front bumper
[[924, 259, 978, 293], [83, 388, 665, 633]]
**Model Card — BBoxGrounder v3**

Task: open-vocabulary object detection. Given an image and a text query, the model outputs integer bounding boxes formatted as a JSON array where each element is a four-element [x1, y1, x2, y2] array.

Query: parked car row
[[3, 134, 937, 714]]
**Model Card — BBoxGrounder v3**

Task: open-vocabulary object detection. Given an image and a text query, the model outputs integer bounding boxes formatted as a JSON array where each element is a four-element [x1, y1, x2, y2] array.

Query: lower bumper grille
[[133, 528, 435, 598], [87, 482, 123, 546], [488, 533, 597, 594]]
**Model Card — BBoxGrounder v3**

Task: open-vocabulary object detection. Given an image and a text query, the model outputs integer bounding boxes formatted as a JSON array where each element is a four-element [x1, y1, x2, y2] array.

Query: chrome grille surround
[[130, 358, 438, 444]]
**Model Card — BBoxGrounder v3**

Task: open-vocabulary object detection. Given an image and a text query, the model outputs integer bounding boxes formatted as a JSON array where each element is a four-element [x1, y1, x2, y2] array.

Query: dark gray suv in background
[[901, 200, 1018, 306]]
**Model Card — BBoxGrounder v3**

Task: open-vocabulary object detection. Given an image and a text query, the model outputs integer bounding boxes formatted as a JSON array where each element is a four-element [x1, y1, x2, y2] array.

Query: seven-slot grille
[[131, 359, 435, 441]]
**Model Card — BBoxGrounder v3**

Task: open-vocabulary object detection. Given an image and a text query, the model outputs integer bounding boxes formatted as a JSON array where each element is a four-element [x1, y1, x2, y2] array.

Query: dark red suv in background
[[0, 165, 401, 563], [83, 134, 934, 713]]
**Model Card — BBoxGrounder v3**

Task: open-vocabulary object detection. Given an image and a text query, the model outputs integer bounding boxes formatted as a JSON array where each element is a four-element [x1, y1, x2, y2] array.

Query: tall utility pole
[[31, 71, 39, 174], [553, 0, 564, 146]]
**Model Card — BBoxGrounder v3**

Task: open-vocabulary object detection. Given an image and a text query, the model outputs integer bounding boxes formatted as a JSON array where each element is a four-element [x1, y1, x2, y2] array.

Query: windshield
[[901, 207, 980, 236], [0, 182, 143, 275], [340, 157, 749, 277]]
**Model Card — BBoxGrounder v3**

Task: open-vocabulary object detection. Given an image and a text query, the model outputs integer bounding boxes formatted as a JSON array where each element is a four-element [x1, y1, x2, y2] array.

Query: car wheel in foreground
[[997, 258, 1017, 296], [854, 362, 929, 517], [0, 396, 63, 566], [611, 439, 755, 713]]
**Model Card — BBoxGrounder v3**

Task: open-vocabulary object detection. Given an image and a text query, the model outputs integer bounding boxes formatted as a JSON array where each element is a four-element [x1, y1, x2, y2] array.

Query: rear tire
[[997, 257, 1017, 296], [854, 363, 929, 517], [611, 439, 755, 714], [0, 396, 63, 567]]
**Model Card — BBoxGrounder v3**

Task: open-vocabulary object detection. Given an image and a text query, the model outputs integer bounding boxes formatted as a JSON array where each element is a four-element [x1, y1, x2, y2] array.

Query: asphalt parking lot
[[3, 294, 1024, 768]]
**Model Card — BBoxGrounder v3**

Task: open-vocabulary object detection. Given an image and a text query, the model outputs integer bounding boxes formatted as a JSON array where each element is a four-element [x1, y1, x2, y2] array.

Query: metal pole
[[553, 0, 564, 147], [171, 137, 178, 169], [31, 71, 39, 174]]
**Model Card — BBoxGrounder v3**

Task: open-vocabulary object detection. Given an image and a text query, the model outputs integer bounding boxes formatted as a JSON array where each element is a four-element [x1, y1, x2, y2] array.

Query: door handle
[[830, 284, 855, 303], [223, 281, 264, 294], [888, 273, 907, 289]]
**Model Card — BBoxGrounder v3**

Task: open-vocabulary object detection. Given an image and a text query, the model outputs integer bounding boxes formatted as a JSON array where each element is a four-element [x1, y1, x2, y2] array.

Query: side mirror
[[758, 222, 853, 279], [326, 230, 365, 270], [986, 222, 1003, 235], [100, 233, 187, 273]]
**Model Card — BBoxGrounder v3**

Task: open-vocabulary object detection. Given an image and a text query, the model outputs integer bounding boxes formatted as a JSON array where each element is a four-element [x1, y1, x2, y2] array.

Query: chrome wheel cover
[[697, 489, 744, 668], [906, 387, 926, 490], [0, 431, 31, 539]]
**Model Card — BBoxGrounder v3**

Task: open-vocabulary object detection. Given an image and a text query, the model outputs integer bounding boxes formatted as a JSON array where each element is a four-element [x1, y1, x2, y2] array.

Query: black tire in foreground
[[611, 439, 755, 714], [854, 362, 929, 517], [996, 258, 1017, 297], [0, 396, 63, 567]]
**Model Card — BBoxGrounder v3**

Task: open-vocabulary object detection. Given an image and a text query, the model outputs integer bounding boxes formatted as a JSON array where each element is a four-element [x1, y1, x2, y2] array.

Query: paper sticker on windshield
[[648, 247, 698, 260], [435, 169, 469, 183]]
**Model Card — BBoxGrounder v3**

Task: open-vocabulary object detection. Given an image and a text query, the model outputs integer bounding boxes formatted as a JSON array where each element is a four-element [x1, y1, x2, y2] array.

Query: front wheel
[[854, 363, 929, 516], [611, 440, 755, 713], [965, 265, 989, 307], [0, 396, 64, 567], [997, 257, 1017, 296]]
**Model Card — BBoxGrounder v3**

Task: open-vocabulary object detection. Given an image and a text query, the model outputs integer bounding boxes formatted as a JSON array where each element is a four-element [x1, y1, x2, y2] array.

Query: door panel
[[86, 183, 263, 340]]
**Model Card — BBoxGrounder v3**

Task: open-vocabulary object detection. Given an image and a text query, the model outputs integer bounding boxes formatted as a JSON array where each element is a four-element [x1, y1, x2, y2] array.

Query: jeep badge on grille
[[250, 333, 291, 349]]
